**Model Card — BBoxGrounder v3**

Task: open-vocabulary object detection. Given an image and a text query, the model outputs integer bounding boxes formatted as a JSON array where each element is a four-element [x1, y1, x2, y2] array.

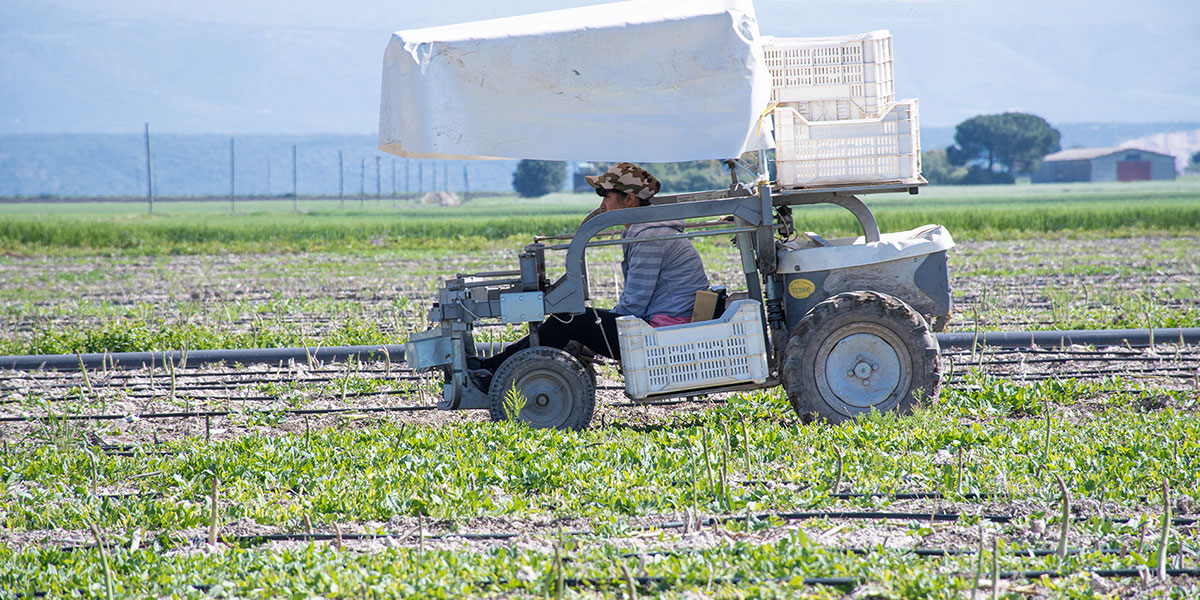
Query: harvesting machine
[[382, 0, 954, 429]]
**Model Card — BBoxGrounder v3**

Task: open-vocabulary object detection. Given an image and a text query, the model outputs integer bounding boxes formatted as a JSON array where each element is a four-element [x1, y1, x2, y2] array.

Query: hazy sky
[[2, 0, 1197, 134]]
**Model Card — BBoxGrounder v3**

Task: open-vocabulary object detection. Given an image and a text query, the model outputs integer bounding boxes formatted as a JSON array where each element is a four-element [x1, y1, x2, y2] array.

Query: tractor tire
[[782, 291, 940, 423], [488, 347, 596, 431]]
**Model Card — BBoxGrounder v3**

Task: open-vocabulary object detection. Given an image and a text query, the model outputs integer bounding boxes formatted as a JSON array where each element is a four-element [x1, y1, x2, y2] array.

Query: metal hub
[[514, 369, 574, 427], [816, 326, 911, 414]]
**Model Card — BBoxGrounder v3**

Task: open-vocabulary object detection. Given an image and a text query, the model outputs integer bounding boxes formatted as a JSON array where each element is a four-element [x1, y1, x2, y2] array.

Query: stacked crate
[[763, 30, 921, 187]]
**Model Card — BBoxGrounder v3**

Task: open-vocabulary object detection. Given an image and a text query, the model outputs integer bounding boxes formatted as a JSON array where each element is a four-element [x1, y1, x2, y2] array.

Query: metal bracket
[[500, 291, 545, 323]]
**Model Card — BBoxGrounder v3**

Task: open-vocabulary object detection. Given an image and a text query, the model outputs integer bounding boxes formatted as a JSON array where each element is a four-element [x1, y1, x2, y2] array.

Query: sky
[[1, 0, 1198, 134]]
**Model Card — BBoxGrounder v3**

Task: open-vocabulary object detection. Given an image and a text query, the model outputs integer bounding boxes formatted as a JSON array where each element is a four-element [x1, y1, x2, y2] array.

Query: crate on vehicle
[[773, 99, 921, 187], [762, 30, 894, 121], [617, 300, 768, 400]]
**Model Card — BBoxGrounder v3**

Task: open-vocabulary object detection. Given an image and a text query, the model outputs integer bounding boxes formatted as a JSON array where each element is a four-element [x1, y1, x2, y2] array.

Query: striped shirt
[[613, 220, 710, 320]]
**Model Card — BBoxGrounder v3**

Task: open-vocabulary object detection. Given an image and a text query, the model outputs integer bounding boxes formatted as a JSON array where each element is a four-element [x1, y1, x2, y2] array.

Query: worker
[[471, 162, 710, 391]]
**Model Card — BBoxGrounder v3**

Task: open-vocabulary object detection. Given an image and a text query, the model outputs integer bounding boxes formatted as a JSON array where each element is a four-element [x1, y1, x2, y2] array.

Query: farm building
[[1032, 147, 1177, 183]]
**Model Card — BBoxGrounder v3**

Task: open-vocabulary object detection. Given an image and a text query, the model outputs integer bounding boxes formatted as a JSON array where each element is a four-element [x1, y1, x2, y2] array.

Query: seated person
[[475, 162, 709, 387]]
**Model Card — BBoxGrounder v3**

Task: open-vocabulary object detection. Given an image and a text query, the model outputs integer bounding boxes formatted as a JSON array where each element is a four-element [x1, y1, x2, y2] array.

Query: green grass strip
[[2, 182, 1199, 255]]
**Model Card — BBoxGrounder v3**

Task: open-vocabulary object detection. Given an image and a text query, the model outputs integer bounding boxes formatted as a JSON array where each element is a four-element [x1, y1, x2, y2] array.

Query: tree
[[947, 112, 1061, 175], [920, 149, 966, 185], [512, 160, 565, 197], [960, 165, 1014, 185], [653, 160, 730, 193], [578, 160, 732, 194], [1189, 151, 1200, 173]]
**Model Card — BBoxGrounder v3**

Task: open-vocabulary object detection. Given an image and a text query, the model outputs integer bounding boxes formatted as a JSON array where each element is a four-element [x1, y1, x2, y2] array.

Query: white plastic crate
[[773, 99, 921, 187], [762, 30, 894, 121], [617, 300, 769, 400]]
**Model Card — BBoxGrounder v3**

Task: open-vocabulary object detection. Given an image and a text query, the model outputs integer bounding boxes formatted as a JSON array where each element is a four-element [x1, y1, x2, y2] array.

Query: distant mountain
[[5, 122, 1200, 198], [921, 122, 1200, 158], [5, 1, 1200, 137], [0, 134, 523, 197]]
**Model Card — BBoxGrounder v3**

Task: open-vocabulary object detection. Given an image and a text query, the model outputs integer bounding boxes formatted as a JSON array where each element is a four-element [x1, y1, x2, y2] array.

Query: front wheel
[[782, 291, 940, 423], [488, 347, 596, 431]]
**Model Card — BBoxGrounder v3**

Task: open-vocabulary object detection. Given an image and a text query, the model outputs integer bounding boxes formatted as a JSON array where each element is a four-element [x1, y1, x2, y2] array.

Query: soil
[[2, 235, 1198, 596]]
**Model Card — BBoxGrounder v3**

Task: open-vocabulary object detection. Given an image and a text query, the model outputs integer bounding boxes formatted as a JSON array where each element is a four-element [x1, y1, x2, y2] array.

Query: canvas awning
[[378, 0, 773, 162]]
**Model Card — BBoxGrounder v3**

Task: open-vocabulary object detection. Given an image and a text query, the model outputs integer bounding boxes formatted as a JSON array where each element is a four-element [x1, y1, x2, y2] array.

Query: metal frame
[[406, 156, 924, 411]]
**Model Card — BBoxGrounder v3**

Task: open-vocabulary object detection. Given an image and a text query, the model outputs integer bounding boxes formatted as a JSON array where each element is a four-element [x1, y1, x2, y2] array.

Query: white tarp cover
[[378, 0, 773, 162]]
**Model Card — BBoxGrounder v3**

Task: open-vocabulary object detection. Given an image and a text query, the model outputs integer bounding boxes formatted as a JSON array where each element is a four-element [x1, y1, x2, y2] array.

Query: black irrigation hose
[[5, 328, 1198, 372], [945, 368, 1200, 380], [1, 389, 423, 405], [0, 345, 409, 372], [937, 328, 1200, 350], [950, 355, 1200, 367], [615, 546, 1133, 561], [0, 404, 436, 423], [943, 347, 1151, 357], [690, 510, 1200, 528], [0, 374, 429, 394], [949, 371, 1200, 382]]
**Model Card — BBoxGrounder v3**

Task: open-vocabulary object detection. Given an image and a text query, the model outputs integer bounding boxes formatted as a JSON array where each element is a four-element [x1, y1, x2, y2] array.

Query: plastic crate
[[762, 31, 894, 121], [617, 300, 768, 400], [773, 99, 921, 187]]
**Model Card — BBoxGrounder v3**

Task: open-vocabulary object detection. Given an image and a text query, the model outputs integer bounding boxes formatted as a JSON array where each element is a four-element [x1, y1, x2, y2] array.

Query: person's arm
[[612, 238, 665, 318]]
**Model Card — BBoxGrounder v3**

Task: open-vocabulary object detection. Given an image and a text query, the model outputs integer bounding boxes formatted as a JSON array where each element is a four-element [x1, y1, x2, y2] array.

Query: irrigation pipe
[[0, 404, 435, 423], [937, 327, 1200, 350], [3, 328, 1198, 372], [0, 345, 408, 372]]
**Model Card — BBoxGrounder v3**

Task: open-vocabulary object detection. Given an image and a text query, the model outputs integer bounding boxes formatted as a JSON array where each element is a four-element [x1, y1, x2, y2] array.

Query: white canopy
[[378, 0, 774, 162]]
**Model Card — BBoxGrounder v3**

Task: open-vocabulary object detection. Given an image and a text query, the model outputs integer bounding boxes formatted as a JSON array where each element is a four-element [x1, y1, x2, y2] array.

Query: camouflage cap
[[585, 162, 661, 201]]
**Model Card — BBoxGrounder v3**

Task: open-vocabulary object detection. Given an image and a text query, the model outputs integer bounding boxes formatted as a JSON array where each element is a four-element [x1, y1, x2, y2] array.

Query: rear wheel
[[782, 291, 940, 423], [488, 347, 596, 431]]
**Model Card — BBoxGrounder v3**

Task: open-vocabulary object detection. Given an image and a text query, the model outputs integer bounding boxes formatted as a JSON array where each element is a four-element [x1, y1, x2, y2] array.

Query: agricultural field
[[2, 180, 1200, 598]]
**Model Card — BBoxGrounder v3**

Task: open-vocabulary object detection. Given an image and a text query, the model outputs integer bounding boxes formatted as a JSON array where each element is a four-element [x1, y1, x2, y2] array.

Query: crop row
[[2, 242, 1196, 355], [9, 531, 1198, 599], [3, 377, 1199, 599], [6, 528, 1200, 599], [3, 377, 1198, 531]]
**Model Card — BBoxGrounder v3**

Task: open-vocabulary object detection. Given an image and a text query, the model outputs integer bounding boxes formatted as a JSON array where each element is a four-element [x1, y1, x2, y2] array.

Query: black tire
[[782, 291, 940, 423], [488, 347, 596, 431]]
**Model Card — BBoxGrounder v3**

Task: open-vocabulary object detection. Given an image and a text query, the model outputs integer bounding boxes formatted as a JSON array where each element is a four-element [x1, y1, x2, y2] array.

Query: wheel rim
[[814, 324, 911, 416], [513, 369, 575, 428]]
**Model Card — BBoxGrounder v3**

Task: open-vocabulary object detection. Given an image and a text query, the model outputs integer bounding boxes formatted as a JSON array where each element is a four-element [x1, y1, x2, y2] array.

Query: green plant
[[502, 382, 527, 423]]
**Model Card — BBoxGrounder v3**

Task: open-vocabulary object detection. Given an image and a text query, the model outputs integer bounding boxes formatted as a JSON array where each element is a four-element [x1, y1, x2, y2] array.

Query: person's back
[[615, 219, 709, 324]]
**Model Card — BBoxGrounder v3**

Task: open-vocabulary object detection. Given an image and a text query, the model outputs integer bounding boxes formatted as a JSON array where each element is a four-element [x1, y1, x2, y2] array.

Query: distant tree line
[[924, 112, 1061, 185], [514, 159, 734, 197], [513, 111, 1068, 195]]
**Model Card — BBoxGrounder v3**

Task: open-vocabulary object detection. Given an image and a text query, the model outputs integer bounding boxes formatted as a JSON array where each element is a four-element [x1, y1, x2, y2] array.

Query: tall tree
[[947, 112, 1061, 174], [511, 160, 566, 197]]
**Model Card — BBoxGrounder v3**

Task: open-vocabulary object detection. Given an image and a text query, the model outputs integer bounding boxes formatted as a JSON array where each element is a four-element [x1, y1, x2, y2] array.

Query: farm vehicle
[[386, 2, 951, 429], [405, 166, 954, 430]]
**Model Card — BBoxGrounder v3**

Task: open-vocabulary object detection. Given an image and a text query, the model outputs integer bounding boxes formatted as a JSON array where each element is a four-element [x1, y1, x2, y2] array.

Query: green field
[[3, 377, 1199, 597], [2, 179, 1199, 255], [2, 180, 1199, 598]]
